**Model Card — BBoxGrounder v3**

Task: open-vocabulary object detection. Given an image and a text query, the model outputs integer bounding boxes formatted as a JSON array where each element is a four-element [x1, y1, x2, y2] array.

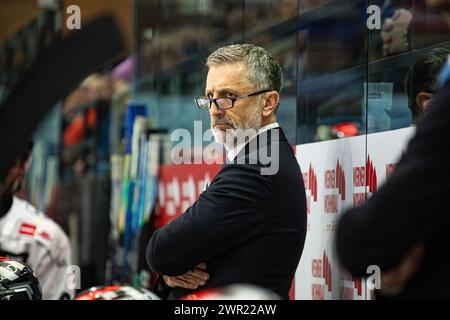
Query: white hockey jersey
[[0, 196, 74, 300]]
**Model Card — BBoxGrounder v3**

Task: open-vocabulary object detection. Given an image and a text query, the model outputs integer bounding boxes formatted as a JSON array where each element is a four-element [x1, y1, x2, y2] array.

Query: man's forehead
[[205, 63, 251, 92]]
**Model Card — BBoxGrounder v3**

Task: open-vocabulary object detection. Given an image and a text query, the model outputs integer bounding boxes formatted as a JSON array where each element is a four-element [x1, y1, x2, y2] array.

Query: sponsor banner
[[295, 127, 415, 300], [156, 164, 222, 227]]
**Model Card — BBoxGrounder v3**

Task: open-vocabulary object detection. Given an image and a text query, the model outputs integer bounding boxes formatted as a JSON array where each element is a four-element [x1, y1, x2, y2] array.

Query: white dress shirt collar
[[227, 122, 280, 161]]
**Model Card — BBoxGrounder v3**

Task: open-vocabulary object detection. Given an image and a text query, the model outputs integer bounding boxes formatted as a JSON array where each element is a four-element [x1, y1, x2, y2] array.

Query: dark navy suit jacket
[[147, 127, 307, 299]]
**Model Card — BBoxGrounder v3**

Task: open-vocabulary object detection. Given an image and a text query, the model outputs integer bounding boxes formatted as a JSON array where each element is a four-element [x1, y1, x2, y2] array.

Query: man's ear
[[262, 91, 280, 118], [416, 92, 434, 114]]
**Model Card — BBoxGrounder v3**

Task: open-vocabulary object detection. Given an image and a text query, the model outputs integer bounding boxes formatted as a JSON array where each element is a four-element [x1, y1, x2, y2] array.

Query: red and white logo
[[340, 269, 363, 300], [385, 163, 396, 179], [157, 164, 222, 227], [365, 155, 377, 193], [353, 155, 378, 207], [336, 159, 345, 201], [18, 223, 51, 241], [18, 223, 36, 236], [324, 159, 346, 214], [311, 251, 333, 300], [302, 163, 318, 202], [38, 231, 51, 241], [302, 163, 318, 216]]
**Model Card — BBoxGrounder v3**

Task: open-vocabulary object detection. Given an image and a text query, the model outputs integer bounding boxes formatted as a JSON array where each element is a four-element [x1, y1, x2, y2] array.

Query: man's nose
[[209, 101, 224, 117]]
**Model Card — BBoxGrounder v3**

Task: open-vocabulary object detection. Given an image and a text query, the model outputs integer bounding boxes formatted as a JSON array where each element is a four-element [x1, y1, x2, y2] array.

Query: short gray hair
[[206, 44, 283, 93]]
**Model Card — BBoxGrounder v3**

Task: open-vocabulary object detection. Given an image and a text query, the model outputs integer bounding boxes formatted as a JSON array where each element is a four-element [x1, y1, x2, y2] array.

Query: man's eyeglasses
[[194, 89, 272, 110]]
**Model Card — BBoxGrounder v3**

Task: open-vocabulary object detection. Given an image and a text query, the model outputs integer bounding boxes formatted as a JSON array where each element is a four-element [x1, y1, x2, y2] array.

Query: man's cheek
[[230, 114, 243, 128]]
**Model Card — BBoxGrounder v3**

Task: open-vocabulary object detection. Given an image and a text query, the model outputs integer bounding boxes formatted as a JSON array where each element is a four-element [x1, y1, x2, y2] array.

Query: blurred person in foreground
[[0, 139, 74, 300], [337, 16, 450, 298], [146, 44, 307, 300]]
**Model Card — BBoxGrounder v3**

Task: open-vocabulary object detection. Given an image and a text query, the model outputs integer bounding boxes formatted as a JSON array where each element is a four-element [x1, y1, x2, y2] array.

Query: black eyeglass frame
[[194, 89, 272, 110]]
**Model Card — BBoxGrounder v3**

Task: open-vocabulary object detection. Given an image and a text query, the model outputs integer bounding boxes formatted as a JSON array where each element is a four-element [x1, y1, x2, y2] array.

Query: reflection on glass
[[405, 46, 450, 124], [244, 0, 298, 144], [298, 0, 333, 14], [376, 0, 450, 59], [297, 1, 367, 143], [135, 0, 303, 149], [368, 0, 450, 135], [134, 0, 450, 148], [135, 0, 245, 149], [364, 82, 393, 133]]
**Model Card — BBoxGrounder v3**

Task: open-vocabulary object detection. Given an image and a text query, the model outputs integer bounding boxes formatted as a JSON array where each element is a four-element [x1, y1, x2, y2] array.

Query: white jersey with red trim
[[0, 196, 73, 300]]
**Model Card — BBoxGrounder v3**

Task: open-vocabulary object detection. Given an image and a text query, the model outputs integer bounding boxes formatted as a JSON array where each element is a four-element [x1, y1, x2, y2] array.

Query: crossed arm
[[146, 164, 271, 278]]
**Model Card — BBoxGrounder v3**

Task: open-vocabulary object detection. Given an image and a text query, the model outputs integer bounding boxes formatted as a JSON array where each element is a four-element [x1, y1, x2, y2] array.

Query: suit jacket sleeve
[[146, 163, 271, 276], [336, 81, 450, 276]]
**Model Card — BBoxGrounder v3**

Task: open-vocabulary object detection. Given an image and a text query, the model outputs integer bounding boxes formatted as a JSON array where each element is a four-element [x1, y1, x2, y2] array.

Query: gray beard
[[212, 113, 262, 151]]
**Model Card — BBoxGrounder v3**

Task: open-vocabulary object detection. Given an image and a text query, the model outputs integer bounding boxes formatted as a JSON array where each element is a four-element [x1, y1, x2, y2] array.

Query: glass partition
[[134, 0, 450, 151]]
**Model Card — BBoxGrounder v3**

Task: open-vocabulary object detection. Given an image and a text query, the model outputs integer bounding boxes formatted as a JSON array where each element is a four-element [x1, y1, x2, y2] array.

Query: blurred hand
[[380, 244, 426, 296], [381, 9, 413, 57], [163, 263, 209, 290]]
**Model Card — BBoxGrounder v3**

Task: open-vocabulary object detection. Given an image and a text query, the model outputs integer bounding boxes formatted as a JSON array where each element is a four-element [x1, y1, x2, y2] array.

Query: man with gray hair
[[147, 44, 307, 300]]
